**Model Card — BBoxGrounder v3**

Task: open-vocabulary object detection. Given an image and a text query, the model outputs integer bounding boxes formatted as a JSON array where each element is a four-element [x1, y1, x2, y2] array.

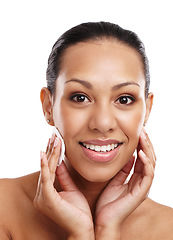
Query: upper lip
[[80, 139, 122, 146]]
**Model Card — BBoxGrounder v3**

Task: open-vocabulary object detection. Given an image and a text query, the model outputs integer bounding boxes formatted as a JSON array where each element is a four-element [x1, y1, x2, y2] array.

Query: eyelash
[[70, 93, 90, 103], [70, 93, 135, 105], [116, 95, 135, 105]]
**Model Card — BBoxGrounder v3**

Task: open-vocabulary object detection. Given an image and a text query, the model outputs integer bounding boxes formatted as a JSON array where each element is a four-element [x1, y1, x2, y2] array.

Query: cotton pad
[[52, 127, 65, 166]]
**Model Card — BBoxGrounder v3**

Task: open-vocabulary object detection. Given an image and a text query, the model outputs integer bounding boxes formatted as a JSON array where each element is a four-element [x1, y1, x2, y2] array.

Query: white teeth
[[111, 143, 115, 150], [82, 143, 119, 152], [90, 145, 95, 150], [95, 146, 101, 151]]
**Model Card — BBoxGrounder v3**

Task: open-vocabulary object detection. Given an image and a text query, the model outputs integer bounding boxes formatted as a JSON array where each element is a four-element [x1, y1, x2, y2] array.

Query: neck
[[64, 160, 110, 217]]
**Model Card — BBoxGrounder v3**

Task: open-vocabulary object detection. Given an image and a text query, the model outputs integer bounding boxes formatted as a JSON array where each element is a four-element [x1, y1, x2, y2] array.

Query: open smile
[[80, 142, 120, 152], [79, 140, 123, 163]]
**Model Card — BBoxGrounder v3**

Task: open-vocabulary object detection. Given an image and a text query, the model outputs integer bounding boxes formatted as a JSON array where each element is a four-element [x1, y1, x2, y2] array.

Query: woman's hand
[[33, 134, 94, 240], [95, 128, 156, 239]]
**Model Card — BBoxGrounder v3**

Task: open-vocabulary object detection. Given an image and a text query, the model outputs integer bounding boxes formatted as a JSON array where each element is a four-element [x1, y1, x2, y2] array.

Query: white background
[[0, 0, 173, 207]]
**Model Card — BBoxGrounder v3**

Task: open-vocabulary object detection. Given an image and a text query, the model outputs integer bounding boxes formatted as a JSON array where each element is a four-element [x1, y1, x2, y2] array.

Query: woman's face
[[51, 40, 153, 182]]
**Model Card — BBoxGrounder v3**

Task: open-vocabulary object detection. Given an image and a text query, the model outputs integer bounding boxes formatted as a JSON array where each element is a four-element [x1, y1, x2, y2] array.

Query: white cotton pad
[[52, 127, 65, 166]]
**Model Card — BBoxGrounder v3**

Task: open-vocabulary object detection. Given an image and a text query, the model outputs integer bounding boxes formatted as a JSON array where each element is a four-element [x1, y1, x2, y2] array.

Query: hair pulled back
[[46, 21, 150, 97]]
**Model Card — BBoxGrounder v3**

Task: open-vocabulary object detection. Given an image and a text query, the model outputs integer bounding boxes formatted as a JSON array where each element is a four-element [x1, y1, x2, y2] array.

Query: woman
[[0, 22, 172, 240]]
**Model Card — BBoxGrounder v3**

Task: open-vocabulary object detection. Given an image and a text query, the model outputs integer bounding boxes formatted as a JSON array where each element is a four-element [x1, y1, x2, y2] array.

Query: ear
[[40, 87, 54, 126], [144, 92, 154, 125]]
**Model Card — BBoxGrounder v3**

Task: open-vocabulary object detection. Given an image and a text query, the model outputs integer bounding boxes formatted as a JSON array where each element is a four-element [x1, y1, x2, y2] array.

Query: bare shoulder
[[0, 173, 39, 208], [147, 198, 173, 237], [0, 173, 39, 239], [122, 198, 173, 240], [0, 177, 20, 215], [146, 198, 173, 220], [0, 178, 20, 239]]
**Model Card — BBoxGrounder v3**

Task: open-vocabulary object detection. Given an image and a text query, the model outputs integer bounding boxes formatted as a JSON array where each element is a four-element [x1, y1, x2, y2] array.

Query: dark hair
[[46, 21, 150, 98]]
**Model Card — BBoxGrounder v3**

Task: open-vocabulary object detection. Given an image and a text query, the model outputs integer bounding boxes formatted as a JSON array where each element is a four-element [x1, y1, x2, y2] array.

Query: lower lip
[[80, 144, 122, 163]]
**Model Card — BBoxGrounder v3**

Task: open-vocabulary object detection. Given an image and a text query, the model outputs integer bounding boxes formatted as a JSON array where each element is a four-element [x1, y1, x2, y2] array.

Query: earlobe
[[40, 87, 54, 126], [144, 92, 154, 125]]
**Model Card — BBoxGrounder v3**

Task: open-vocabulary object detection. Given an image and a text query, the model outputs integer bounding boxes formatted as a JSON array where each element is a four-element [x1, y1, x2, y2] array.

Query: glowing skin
[[50, 40, 153, 183]]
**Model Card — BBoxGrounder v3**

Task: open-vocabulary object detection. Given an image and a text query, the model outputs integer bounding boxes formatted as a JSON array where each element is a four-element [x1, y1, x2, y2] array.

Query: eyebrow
[[65, 79, 92, 89], [65, 78, 140, 90], [111, 81, 140, 91]]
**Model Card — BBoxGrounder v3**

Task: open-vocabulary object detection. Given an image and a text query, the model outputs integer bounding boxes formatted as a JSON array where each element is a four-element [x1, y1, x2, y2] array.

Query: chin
[[78, 166, 121, 183], [82, 175, 112, 183]]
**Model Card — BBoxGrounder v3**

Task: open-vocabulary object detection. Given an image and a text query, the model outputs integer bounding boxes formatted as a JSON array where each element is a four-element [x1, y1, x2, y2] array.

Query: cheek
[[117, 105, 145, 142], [53, 101, 88, 139]]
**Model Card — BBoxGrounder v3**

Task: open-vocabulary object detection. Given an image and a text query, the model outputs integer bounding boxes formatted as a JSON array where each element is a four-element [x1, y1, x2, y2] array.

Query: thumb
[[56, 161, 78, 191]]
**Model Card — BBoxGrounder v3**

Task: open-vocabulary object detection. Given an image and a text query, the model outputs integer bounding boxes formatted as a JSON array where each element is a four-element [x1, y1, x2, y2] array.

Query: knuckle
[[33, 197, 43, 210], [40, 174, 48, 184], [150, 171, 155, 179], [46, 138, 51, 154], [51, 147, 60, 157], [33, 193, 51, 211], [150, 167, 155, 179]]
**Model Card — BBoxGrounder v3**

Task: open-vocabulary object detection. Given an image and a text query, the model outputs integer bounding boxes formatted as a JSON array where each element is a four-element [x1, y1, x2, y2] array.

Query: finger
[[56, 161, 78, 191], [47, 134, 56, 161], [38, 151, 61, 203], [144, 129, 156, 161], [35, 151, 48, 194], [143, 128, 156, 161], [34, 151, 43, 200], [48, 137, 61, 181], [138, 149, 155, 197], [40, 151, 51, 185], [139, 129, 156, 169], [135, 130, 154, 174], [129, 149, 154, 200], [139, 149, 154, 179], [40, 151, 58, 195], [134, 146, 155, 177], [46, 138, 51, 155], [109, 156, 135, 186], [134, 154, 144, 174], [142, 129, 155, 160], [34, 151, 52, 200]]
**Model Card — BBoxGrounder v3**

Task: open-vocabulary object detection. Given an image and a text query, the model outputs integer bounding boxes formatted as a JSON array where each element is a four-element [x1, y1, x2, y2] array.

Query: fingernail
[[54, 137, 60, 148], [50, 133, 55, 144], [58, 158, 63, 167], [139, 149, 147, 158], [141, 129, 147, 140], [40, 151, 44, 160]]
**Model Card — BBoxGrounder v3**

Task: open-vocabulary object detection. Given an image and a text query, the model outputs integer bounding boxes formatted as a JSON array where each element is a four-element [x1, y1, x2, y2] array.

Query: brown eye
[[116, 96, 135, 105], [71, 94, 90, 103]]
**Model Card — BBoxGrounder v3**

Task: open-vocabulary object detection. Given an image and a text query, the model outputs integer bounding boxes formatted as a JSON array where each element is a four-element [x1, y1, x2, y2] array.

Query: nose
[[88, 104, 117, 134]]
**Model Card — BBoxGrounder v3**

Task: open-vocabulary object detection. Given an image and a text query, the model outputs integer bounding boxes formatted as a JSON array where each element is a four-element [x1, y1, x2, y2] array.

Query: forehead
[[59, 39, 145, 86]]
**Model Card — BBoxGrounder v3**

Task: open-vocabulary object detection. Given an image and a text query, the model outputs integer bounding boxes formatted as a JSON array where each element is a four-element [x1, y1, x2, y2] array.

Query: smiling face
[[43, 39, 153, 182]]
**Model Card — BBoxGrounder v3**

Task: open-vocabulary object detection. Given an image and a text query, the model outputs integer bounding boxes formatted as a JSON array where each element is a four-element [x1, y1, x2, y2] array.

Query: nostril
[[88, 106, 117, 133], [92, 126, 114, 134]]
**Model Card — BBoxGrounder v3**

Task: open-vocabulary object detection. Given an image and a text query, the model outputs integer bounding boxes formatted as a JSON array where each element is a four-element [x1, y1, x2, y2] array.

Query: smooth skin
[[0, 39, 173, 239], [34, 130, 156, 240]]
